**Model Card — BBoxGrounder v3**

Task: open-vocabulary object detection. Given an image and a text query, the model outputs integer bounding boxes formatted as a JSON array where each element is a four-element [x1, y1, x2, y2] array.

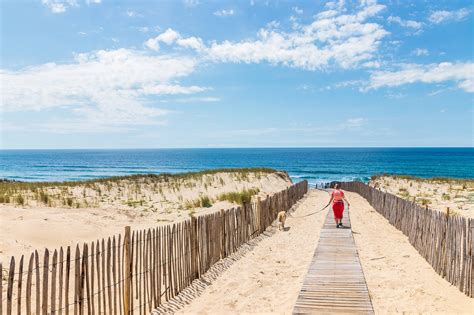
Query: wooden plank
[[73, 245, 80, 315], [51, 250, 57, 315], [130, 231, 135, 313], [123, 227, 131, 315], [95, 241, 102, 315], [157, 227, 162, 306], [17, 255, 24, 315], [151, 229, 157, 308], [26, 253, 34, 315], [137, 230, 142, 315], [78, 245, 85, 315], [7, 257, 14, 315], [107, 238, 112, 315], [90, 242, 95, 315], [101, 240, 106, 315], [83, 244, 91, 315], [42, 249, 49, 315], [65, 247, 71, 315], [117, 234, 122, 315], [58, 248, 64, 315], [112, 236, 117, 315], [293, 204, 374, 314]]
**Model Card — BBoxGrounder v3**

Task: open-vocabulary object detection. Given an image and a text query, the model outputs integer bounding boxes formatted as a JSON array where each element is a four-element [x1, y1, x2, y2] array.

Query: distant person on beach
[[327, 184, 350, 228]]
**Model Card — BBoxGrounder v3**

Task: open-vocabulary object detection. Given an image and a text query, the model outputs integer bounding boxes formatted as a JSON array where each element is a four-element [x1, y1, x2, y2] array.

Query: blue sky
[[1, 0, 473, 149]]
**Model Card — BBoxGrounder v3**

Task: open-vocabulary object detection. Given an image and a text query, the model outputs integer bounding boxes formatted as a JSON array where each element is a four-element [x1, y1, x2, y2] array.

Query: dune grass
[[0, 168, 280, 207], [371, 174, 474, 186], [218, 188, 260, 205]]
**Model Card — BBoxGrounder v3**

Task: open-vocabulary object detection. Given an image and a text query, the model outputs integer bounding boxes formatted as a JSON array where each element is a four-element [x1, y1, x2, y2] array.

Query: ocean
[[0, 148, 473, 185]]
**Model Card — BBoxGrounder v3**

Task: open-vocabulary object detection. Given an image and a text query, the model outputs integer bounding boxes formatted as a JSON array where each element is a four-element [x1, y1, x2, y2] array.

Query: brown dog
[[277, 210, 287, 231]]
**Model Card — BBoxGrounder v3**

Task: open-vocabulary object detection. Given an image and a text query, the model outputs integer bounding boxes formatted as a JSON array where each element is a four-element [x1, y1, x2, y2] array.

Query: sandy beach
[[370, 175, 474, 218], [151, 189, 474, 314], [153, 189, 329, 314], [347, 191, 474, 314], [0, 170, 291, 264]]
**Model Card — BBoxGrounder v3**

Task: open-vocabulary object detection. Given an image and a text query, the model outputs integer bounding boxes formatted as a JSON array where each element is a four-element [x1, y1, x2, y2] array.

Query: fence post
[[257, 197, 262, 233], [190, 215, 199, 278], [123, 226, 131, 315], [220, 209, 226, 258]]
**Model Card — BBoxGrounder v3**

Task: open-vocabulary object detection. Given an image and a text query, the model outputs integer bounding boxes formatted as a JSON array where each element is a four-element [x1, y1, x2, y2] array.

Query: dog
[[277, 210, 287, 231]]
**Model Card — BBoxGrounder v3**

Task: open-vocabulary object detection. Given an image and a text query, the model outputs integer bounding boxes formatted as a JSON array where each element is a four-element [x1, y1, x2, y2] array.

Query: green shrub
[[39, 190, 49, 204], [16, 194, 25, 206], [442, 193, 451, 201], [218, 188, 260, 205], [199, 195, 212, 208], [419, 198, 431, 206]]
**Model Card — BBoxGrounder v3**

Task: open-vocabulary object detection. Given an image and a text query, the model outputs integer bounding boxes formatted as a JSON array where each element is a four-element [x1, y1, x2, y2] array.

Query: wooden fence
[[331, 181, 473, 298], [0, 180, 308, 315]]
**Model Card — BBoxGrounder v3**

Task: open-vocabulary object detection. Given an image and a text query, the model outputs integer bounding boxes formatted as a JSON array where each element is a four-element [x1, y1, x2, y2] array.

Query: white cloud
[[0, 49, 205, 128], [157, 28, 181, 44], [162, 96, 220, 103], [42, 0, 77, 13], [137, 26, 149, 33], [362, 60, 381, 68], [145, 28, 204, 52], [411, 48, 429, 56], [144, 1, 388, 71], [346, 117, 367, 128], [428, 8, 471, 24], [205, 1, 388, 70], [126, 10, 142, 17], [183, 0, 199, 7], [293, 6, 303, 14], [214, 9, 235, 17], [325, 0, 345, 11], [387, 16, 423, 29], [367, 62, 474, 93], [42, 0, 100, 13]]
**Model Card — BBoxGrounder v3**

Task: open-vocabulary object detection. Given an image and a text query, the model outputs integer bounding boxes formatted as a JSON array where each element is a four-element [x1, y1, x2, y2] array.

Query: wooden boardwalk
[[293, 204, 374, 314]]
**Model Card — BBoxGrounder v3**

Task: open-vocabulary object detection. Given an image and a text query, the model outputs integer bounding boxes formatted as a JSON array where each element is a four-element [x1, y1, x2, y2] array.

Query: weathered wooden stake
[[123, 226, 131, 315]]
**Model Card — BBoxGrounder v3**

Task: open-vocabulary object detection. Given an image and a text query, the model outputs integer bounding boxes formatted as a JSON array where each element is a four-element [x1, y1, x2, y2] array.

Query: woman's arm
[[327, 194, 334, 206], [343, 195, 350, 207]]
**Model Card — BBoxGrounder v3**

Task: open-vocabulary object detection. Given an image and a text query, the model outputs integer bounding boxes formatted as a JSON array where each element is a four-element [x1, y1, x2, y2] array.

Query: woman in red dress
[[328, 184, 350, 228]]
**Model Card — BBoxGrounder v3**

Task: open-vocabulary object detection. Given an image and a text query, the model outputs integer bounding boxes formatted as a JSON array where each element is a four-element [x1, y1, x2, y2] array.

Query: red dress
[[332, 190, 345, 220]]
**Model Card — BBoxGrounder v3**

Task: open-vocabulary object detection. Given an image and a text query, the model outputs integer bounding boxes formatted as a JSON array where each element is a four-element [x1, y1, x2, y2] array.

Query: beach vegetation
[[371, 174, 474, 186], [16, 194, 25, 206], [184, 195, 213, 209], [199, 195, 212, 208], [418, 198, 431, 206], [398, 188, 409, 198], [442, 193, 451, 201], [218, 188, 260, 205], [0, 168, 281, 208]]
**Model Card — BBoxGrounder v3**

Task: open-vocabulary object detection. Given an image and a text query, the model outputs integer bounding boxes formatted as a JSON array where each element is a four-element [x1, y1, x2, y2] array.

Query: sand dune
[[0, 170, 291, 264], [370, 175, 474, 218]]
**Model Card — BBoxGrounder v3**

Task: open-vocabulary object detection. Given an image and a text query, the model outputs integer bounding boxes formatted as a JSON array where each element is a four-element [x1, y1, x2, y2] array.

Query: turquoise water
[[0, 148, 473, 184]]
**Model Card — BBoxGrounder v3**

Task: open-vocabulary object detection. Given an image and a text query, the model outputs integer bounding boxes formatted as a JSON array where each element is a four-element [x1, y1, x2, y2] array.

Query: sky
[[0, 0, 473, 149]]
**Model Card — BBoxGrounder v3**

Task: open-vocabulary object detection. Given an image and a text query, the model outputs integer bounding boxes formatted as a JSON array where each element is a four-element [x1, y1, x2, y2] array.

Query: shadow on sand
[[151, 195, 310, 314]]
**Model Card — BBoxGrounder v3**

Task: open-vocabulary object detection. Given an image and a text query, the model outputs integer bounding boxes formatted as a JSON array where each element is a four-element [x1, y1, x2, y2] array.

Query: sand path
[[154, 190, 474, 314], [347, 191, 474, 314], [152, 189, 329, 314]]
